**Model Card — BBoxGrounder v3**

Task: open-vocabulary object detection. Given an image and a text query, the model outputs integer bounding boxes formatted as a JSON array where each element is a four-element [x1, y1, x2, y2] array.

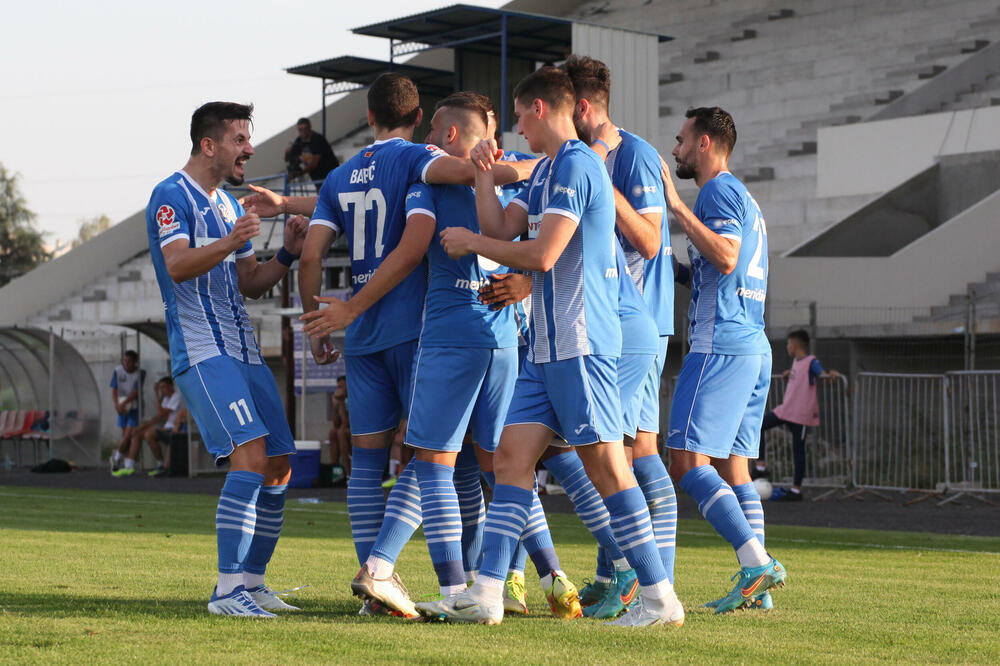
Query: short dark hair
[[434, 91, 490, 133], [562, 55, 610, 108], [368, 73, 421, 130], [190, 102, 254, 155], [159, 376, 173, 386], [788, 329, 810, 347], [124, 350, 138, 361], [337, 375, 347, 382], [685, 107, 737, 156], [296, 117, 311, 127], [513, 66, 575, 113]]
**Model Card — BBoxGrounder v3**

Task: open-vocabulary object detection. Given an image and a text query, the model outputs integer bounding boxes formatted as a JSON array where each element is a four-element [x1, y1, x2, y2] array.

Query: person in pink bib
[[753, 329, 839, 501]]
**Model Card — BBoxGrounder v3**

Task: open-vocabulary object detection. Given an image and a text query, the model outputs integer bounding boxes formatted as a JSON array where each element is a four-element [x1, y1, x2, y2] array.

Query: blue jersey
[[688, 172, 769, 355], [606, 129, 674, 336], [311, 138, 446, 355], [146, 170, 262, 376], [616, 242, 659, 355], [511, 140, 621, 363], [496, 150, 535, 208], [405, 182, 517, 349]]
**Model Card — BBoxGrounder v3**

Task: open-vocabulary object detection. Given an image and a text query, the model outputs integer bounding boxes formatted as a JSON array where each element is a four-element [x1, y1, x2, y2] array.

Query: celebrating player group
[[146, 54, 785, 626]]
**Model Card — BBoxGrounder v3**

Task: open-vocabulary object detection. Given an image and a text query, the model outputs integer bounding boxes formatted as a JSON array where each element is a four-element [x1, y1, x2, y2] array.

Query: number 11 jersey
[[311, 137, 447, 355]]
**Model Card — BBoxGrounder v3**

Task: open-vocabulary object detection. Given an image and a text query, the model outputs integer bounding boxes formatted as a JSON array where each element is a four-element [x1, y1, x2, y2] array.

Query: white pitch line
[[0, 490, 350, 515]]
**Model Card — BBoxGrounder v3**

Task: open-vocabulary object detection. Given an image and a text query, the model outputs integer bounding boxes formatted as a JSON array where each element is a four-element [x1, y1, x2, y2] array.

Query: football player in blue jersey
[[563, 54, 680, 615], [661, 107, 786, 613], [146, 102, 309, 617], [277, 74, 535, 616], [423, 66, 684, 627]]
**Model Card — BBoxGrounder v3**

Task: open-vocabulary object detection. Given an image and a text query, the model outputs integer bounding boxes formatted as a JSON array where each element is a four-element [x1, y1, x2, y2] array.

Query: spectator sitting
[[113, 377, 183, 477], [285, 117, 339, 189], [109, 350, 145, 473], [754, 329, 840, 501]]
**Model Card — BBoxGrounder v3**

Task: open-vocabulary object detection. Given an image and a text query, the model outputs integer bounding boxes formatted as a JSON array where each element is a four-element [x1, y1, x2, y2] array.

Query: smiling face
[[513, 97, 541, 153], [215, 118, 254, 186]]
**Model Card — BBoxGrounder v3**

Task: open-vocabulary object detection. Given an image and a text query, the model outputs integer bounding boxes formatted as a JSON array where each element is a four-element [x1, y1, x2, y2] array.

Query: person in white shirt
[[113, 377, 184, 477]]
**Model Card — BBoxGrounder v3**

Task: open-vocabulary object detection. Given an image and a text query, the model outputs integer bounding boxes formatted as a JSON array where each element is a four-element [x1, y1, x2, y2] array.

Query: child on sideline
[[753, 329, 840, 501]]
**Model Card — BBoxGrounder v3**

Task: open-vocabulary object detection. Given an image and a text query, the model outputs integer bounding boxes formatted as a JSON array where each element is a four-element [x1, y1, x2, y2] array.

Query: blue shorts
[[666, 352, 772, 459], [637, 336, 670, 434], [175, 355, 295, 464], [117, 410, 139, 429], [505, 355, 622, 446], [344, 340, 418, 435], [618, 353, 657, 440], [406, 346, 518, 453]]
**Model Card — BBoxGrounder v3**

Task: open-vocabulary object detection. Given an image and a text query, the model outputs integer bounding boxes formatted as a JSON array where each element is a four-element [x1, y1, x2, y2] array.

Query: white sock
[[123, 458, 135, 470], [735, 538, 771, 568], [507, 568, 524, 576], [613, 557, 631, 571], [536, 470, 549, 486], [244, 572, 265, 589], [594, 574, 613, 584], [466, 570, 478, 583], [755, 464, 766, 471], [640, 579, 675, 612], [790, 487, 801, 494], [365, 556, 394, 579], [539, 569, 566, 590], [470, 576, 504, 605], [388, 459, 400, 477], [216, 573, 244, 596], [441, 584, 466, 597], [112, 451, 123, 463]]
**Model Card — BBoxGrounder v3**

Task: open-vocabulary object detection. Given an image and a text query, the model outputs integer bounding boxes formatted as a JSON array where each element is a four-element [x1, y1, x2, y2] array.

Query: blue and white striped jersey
[[146, 170, 262, 376], [688, 172, 770, 355], [311, 137, 445, 356], [605, 129, 674, 336], [616, 241, 658, 356], [510, 140, 621, 363]]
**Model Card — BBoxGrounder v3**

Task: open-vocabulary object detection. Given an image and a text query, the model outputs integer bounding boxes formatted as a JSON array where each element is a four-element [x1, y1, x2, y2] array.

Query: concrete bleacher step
[[914, 39, 991, 63], [693, 50, 721, 64]]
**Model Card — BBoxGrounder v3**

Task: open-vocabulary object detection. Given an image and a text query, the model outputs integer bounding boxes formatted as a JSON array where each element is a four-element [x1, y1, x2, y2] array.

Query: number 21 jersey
[[311, 137, 446, 355]]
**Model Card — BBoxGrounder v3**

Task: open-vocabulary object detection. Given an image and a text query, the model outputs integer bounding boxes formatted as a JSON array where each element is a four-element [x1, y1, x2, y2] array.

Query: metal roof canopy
[[352, 4, 670, 131], [287, 56, 455, 96]]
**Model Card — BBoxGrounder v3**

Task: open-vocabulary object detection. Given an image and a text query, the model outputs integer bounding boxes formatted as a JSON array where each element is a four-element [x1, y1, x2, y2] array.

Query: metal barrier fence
[[944, 371, 1000, 502]]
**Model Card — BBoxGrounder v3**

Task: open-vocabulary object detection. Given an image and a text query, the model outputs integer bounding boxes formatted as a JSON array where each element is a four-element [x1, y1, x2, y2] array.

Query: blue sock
[[455, 447, 485, 577], [633, 454, 677, 583], [347, 447, 390, 564], [543, 451, 626, 562], [733, 482, 765, 548], [679, 466, 757, 552], [216, 470, 263, 575], [595, 546, 614, 580], [243, 483, 286, 577], [477, 484, 533, 582], [415, 460, 466, 592], [368, 462, 421, 564], [605, 486, 667, 586], [522, 487, 561, 579]]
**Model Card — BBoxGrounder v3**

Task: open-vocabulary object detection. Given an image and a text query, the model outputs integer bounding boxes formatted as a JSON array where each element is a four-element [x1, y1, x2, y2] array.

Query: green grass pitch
[[1, 485, 998, 664]]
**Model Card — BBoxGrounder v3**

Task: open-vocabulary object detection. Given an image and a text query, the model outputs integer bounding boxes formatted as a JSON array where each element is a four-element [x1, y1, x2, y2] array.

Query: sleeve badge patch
[[156, 204, 180, 237]]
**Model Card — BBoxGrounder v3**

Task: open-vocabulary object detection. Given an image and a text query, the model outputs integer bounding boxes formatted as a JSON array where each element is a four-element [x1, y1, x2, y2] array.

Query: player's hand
[[439, 227, 477, 258], [282, 214, 309, 256], [300, 295, 356, 337], [470, 138, 502, 172], [825, 370, 841, 382], [239, 184, 287, 218], [658, 155, 683, 209], [479, 272, 531, 310], [308, 333, 340, 365], [592, 122, 621, 154], [228, 206, 261, 251], [781, 369, 791, 379]]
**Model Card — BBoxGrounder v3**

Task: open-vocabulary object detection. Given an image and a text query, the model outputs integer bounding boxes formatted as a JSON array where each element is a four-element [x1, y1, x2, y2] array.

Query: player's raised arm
[[240, 183, 318, 217], [297, 222, 338, 364], [440, 210, 575, 273], [424, 148, 538, 187], [659, 155, 739, 275], [235, 214, 309, 299], [161, 206, 261, 283], [471, 139, 529, 241]]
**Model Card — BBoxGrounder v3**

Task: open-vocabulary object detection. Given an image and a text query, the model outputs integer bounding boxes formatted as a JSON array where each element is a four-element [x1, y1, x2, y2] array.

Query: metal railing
[[944, 371, 1000, 503]]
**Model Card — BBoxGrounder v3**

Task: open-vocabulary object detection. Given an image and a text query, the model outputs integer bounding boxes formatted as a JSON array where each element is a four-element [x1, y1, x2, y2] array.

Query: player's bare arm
[[298, 223, 338, 364], [471, 140, 530, 240], [301, 214, 436, 337], [659, 156, 739, 274], [240, 183, 317, 217], [440, 211, 576, 273], [426, 142, 538, 187], [235, 214, 309, 299], [478, 272, 532, 309], [161, 206, 261, 283]]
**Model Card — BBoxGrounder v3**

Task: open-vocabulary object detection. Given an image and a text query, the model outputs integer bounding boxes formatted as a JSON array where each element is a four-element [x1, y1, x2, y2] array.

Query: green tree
[[0, 163, 50, 288], [72, 214, 113, 248]]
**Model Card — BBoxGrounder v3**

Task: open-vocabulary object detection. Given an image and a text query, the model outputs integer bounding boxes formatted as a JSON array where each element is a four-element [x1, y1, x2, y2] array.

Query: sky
[[1, 0, 505, 248]]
